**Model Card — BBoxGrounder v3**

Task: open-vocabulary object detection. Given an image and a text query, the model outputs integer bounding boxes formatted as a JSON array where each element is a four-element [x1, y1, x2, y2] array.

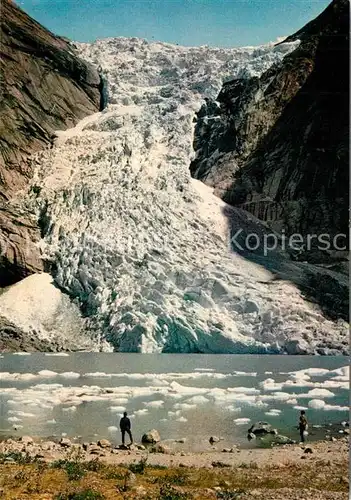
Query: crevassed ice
[[26, 37, 347, 353]]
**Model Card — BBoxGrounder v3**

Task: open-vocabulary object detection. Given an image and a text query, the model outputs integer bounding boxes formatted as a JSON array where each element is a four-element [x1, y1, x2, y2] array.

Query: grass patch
[[128, 455, 148, 474], [159, 484, 190, 499], [0, 455, 348, 499], [0, 451, 35, 465], [55, 490, 106, 500]]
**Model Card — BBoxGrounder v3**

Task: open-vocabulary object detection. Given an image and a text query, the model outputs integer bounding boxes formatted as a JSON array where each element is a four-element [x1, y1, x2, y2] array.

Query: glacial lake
[[0, 354, 348, 451]]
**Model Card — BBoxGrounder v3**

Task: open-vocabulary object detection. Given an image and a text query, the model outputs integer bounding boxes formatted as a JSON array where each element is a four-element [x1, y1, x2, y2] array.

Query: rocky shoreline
[[0, 430, 348, 499], [0, 430, 348, 467]]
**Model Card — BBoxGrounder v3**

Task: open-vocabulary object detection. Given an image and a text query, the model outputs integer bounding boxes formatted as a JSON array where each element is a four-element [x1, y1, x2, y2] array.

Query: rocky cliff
[[191, 0, 349, 265], [0, 0, 103, 286]]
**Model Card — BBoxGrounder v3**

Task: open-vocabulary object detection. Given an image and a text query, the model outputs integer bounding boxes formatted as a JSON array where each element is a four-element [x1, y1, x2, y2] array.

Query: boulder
[[209, 436, 220, 445], [20, 436, 33, 445], [151, 443, 172, 454], [90, 449, 105, 456], [247, 422, 275, 436], [132, 486, 147, 496], [97, 439, 111, 448], [124, 471, 137, 490], [211, 461, 231, 468], [272, 435, 295, 445], [141, 429, 161, 444], [41, 441, 56, 451], [175, 438, 186, 444], [59, 437, 72, 448], [117, 444, 129, 450]]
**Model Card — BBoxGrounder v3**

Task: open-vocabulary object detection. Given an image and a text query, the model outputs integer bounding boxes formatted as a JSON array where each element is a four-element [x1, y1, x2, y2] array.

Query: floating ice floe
[[7, 416, 22, 423], [322, 404, 349, 412], [264, 409, 282, 416], [233, 418, 251, 425], [38, 370, 58, 378], [45, 353, 70, 357], [8, 410, 35, 418], [176, 416, 188, 422], [0, 372, 38, 382], [296, 388, 335, 399], [144, 400, 164, 408], [108, 426, 118, 432], [173, 403, 197, 411], [59, 372, 81, 379], [109, 406, 127, 413], [134, 409, 149, 416], [184, 395, 209, 404], [194, 368, 215, 372], [289, 368, 330, 378], [308, 399, 326, 410], [62, 406, 77, 412]]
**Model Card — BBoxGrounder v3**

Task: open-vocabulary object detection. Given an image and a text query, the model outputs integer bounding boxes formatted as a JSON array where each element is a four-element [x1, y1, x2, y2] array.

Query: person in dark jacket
[[120, 411, 133, 446], [299, 410, 308, 443]]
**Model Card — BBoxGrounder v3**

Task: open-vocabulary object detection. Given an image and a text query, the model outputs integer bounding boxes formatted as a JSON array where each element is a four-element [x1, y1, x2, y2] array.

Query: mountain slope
[[190, 0, 349, 265], [0, 0, 103, 286]]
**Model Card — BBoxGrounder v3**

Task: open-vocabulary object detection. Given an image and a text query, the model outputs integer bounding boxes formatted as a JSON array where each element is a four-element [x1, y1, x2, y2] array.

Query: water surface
[[0, 354, 348, 451]]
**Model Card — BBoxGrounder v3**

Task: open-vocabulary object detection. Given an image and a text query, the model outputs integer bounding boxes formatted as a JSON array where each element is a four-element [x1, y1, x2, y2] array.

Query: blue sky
[[17, 0, 331, 47]]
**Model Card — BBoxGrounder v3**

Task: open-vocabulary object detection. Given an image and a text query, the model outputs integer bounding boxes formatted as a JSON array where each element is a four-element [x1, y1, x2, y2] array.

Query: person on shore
[[120, 411, 133, 446], [299, 410, 308, 443]]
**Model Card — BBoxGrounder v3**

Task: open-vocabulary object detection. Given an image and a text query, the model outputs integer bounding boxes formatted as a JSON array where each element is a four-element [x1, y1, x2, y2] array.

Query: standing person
[[120, 411, 133, 446], [299, 410, 308, 443]]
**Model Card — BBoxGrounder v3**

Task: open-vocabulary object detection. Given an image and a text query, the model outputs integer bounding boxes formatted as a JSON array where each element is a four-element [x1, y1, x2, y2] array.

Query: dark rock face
[[0, 315, 58, 352], [0, 203, 43, 286], [0, 0, 102, 285], [191, 0, 349, 258]]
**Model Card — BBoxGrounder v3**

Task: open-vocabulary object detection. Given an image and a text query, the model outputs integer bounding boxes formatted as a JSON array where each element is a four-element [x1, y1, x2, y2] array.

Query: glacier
[[20, 37, 348, 353]]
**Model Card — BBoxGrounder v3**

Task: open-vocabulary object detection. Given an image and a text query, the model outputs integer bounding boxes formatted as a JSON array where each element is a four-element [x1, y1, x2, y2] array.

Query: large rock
[[0, 0, 103, 286], [248, 422, 276, 436], [141, 429, 161, 444], [272, 435, 295, 445], [59, 437, 72, 448], [151, 443, 172, 454], [97, 439, 111, 448]]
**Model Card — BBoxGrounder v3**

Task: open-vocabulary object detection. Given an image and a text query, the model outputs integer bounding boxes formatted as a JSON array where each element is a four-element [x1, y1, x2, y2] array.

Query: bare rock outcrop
[[0, 0, 103, 285], [191, 0, 349, 257], [0, 203, 43, 286]]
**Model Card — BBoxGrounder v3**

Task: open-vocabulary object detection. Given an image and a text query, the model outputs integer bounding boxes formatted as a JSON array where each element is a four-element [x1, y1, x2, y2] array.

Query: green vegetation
[[0, 453, 348, 499], [55, 490, 106, 500]]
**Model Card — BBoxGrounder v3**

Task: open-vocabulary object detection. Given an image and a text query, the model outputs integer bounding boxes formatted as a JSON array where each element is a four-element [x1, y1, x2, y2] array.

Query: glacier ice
[[21, 36, 348, 353]]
